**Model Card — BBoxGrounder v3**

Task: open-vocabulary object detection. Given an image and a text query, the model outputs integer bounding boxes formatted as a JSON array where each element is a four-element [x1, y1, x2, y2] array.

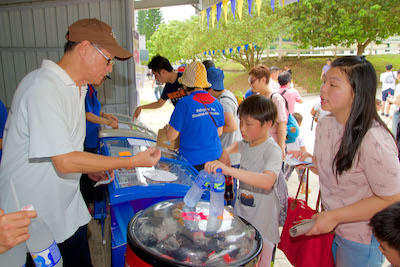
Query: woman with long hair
[[290, 56, 400, 266]]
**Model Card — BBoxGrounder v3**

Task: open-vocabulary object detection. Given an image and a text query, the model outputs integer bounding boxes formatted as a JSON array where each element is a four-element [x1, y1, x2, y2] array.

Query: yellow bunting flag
[[222, 0, 229, 24], [201, 10, 206, 24], [212, 4, 216, 28], [237, 0, 244, 21], [256, 0, 262, 15]]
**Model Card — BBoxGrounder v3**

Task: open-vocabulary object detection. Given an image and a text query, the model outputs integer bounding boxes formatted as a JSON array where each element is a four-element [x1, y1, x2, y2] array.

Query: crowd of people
[[140, 55, 400, 266], [0, 17, 400, 267]]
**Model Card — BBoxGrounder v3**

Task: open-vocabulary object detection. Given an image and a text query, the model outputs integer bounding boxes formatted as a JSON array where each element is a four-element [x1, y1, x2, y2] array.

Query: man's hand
[[0, 209, 36, 254], [132, 147, 161, 168], [133, 106, 142, 120], [88, 170, 115, 182]]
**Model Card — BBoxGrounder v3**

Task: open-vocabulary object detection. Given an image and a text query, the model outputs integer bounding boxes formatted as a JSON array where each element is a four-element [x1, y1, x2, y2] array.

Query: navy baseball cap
[[207, 67, 225, 91]]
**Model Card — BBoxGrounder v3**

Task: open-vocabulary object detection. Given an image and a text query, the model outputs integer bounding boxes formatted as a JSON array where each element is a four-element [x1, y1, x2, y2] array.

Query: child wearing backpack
[[283, 113, 310, 193], [205, 95, 285, 267]]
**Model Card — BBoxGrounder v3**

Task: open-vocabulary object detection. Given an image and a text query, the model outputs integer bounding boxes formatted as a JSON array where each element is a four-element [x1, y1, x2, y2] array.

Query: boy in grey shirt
[[205, 95, 283, 267]]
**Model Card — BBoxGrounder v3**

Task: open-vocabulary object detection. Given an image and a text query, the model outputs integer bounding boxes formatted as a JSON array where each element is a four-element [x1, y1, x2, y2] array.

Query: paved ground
[[89, 78, 391, 266]]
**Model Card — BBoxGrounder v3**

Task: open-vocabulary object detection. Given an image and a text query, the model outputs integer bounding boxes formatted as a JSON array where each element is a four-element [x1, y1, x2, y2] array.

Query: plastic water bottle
[[209, 168, 225, 217], [0, 242, 27, 267], [184, 170, 210, 208], [23, 205, 63, 267]]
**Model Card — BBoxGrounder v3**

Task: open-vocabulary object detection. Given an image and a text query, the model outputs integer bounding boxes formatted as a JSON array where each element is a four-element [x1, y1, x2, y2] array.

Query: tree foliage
[[287, 0, 400, 55], [148, 1, 289, 70], [136, 9, 163, 43]]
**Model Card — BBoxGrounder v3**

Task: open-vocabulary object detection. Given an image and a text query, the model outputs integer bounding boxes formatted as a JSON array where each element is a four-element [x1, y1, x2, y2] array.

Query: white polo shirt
[[0, 60, 91, 243]]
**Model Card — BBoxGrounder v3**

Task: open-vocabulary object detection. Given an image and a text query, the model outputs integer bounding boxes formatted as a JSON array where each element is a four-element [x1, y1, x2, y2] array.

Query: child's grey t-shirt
[[234, 137, 282, 244]]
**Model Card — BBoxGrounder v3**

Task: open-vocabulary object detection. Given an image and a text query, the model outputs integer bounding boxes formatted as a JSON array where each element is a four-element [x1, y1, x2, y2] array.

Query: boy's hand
[[204, 160, 230, 175], [218, 150, 231, 166]]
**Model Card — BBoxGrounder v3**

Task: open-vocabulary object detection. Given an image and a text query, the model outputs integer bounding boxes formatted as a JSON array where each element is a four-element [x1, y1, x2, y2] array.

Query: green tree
[[286, 0, 400, 55], [148, 1, 289, 70], [136, 9, 163, 43]]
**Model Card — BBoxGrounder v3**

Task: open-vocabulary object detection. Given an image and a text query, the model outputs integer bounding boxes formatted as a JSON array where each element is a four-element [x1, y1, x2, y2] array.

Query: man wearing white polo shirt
[[0, 19, 160, 266]]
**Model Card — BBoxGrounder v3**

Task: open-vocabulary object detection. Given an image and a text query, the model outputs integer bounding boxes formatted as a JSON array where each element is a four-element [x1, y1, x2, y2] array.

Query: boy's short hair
[[148, 55, 173, 73], [249, 65, 271, 81], [278, 71, 292, 86], [386, 64, 393, 70], [292, 112, 303, 124], [370, 202, 400, 255], [238, 95, 277, 125]]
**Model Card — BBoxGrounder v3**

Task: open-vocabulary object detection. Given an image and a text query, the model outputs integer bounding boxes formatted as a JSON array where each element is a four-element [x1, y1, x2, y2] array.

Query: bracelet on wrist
[[127, 157, 133, 170]]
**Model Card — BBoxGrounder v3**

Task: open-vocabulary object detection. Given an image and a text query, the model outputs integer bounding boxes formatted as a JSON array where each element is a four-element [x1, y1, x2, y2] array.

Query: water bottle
[[23, 205, 63, 267], [0, 242, 27, 267], [209, 168, 225, 217], [184, 170, 210, 208]]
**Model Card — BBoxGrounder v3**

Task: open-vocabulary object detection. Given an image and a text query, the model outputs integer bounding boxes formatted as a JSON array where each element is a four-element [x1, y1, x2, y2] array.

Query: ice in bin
[[128, 199, 260, 266], [115, 161, 195, 188]]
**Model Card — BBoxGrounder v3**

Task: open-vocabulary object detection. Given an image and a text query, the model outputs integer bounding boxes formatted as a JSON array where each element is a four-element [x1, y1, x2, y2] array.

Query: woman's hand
[[218, 150, 231, 167], [107, 119, 119, 129], [204, 160, 231, 176], [103, 113, 118, 122], [305, 211, 339, 236], [287, 150, 318, 174]]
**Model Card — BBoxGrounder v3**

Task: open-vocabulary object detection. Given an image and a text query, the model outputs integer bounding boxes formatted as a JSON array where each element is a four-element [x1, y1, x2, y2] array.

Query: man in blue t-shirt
[[133, 55, 187, 119], [165, 62, 224, 171], [0, 100, 8, 162], [82, 82, 119, 205]]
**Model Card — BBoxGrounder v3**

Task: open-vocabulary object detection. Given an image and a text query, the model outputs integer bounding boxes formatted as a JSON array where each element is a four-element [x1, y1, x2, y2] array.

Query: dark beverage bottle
[[224, 176, 234, 202]]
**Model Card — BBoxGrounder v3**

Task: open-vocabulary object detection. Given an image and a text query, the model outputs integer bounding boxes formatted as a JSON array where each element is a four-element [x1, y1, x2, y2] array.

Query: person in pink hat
[[164, 62, 225, 171]]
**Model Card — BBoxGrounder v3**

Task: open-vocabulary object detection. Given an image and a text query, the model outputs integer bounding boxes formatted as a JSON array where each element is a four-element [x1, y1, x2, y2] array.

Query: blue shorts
[[332, 234, 384, 267], [382, 89, 395, 101]]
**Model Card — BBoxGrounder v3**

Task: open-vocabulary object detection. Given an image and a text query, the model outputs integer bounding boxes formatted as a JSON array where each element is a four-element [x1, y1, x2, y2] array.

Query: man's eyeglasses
[[248, 77, 257, 84], [92, 44, 115, 66]]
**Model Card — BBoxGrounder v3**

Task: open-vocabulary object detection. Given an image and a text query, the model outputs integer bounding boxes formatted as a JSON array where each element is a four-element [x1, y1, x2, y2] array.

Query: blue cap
[[206, 67, 225, 91], [216, 168, 222, 173]]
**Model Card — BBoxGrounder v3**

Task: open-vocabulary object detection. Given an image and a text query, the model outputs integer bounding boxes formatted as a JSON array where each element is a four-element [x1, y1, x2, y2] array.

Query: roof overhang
[[134, 0, 200, 10]]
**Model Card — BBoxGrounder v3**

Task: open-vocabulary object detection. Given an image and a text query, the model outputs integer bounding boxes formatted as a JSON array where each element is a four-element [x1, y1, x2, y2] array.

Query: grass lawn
[[220, 55, 400, 95]]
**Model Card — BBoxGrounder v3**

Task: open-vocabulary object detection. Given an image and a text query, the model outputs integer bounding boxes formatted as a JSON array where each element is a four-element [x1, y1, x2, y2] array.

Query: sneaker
[[385, 114, 390, 117], [381, 112, 385, 116]]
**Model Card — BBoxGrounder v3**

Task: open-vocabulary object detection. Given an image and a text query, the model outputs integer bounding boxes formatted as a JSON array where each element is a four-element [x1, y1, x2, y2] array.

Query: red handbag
[[278, 169, 335, 267]]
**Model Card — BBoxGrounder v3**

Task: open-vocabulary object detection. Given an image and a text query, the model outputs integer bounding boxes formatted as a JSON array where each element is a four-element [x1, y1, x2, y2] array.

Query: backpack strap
[[271, 92, 289, 113], [220, 95, 238, 108]]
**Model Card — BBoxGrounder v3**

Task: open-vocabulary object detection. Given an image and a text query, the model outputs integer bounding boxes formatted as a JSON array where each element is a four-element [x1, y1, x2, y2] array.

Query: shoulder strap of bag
[[194, 94, 218, 128], [295, 168, 322, 211], [220, 95, 238, 108], [271, 92, 290, 113]]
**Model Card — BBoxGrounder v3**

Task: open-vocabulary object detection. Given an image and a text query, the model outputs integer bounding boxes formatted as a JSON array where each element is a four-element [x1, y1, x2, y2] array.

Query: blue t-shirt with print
[[0, 100, 7, 161], [160, 72, 187, 106], [84, 85, 101, 149], [169, 91, 224, 166]]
